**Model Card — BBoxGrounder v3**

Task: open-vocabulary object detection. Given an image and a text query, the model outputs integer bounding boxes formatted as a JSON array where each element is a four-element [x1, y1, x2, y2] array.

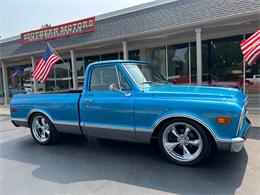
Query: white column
[[1, 61, 9, 106], [195, 28, 202, 85], [122, 41, 128, 60], [31, 56, 37, 93], [70, 49, 78, 90]]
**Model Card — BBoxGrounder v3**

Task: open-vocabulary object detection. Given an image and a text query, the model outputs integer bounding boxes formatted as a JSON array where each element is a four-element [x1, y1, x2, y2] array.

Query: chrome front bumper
[[217, 118, 251, 152], [230, 137, 246, 152]]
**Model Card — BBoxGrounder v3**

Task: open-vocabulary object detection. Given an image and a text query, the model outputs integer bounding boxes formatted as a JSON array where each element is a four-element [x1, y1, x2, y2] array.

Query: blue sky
[[0, 0, 154, 38]]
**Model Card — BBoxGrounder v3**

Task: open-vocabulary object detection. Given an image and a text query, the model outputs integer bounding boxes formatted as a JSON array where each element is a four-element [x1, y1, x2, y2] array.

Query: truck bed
[[10, 92, 83, 135]]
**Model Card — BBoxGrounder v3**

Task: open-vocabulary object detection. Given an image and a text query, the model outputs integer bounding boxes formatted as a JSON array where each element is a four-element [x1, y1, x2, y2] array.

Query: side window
[[117, 68, 131, 90], [90, 66, 119, 91], [90, 65, 131, 91]]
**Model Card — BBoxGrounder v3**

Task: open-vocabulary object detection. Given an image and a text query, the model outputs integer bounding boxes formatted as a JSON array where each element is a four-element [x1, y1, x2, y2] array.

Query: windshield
[[123, 63, 169, 87]]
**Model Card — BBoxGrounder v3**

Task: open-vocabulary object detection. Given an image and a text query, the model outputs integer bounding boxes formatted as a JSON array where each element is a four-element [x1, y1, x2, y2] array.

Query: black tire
[[158, 118, 211, 166], [29, 113, 58, 145]]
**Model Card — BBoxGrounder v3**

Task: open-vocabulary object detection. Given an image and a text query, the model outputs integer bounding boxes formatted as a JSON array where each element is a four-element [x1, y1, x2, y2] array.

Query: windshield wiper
[[141, 81, 171, 85], [159, 80, 171, 84], [141, 81, 157, 85]]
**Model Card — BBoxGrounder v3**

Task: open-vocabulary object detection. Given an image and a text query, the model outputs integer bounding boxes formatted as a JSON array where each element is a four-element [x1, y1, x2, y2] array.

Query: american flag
[[32, 46, 60, 83], [240, 29, 260, 67]]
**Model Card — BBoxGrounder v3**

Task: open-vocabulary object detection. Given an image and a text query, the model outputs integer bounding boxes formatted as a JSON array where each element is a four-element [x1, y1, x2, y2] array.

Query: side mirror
[[108, 83, 117, 92]]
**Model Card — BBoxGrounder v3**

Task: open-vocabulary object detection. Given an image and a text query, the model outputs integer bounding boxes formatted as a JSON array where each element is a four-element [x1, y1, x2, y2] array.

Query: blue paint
[[10, 60, 250, 147]]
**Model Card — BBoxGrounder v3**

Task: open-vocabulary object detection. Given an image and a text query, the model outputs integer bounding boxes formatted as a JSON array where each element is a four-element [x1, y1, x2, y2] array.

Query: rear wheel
[[30, 113, 57, 145], [158, 118, 211, 166]]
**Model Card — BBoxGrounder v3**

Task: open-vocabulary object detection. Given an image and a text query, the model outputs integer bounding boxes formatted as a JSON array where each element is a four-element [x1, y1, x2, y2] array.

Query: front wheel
[[30, 113, 57, 145], [158, 118, 211, 166]]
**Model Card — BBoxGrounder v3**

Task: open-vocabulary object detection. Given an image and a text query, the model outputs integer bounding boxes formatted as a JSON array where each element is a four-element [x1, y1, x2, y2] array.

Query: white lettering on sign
[[21, 17, 95, 44]]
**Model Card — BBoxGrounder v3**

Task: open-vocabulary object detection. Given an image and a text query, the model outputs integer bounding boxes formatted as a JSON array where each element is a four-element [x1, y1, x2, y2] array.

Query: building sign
[[21, 17, 95, 44]]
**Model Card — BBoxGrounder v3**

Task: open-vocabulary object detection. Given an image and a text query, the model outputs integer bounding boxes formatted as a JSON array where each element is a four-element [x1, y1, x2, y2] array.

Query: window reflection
[[129, 50, 140, 60], [146, 47, 166, 77], [168, 44, 189, 83], [76, 57, 85, 88], [76, 57, 84, 77], [0, 68, 4, 100], [101, 53, 119, 61], [190, 43, 197, 83], [245, 33, 260, 94], [202, 36, 244, 89], [7, 64, 32, 96], [246, 58, 260, 94], [85, 55, 100, 66], [45, 60, 71, 91]]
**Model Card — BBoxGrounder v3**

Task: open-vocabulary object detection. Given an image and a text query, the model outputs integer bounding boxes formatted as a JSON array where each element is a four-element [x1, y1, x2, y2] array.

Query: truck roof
[[88, 60, 151, 68]]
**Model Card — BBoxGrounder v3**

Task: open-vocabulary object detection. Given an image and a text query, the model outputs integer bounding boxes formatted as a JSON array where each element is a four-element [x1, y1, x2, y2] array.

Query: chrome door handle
[[84, 99, 94, 103]]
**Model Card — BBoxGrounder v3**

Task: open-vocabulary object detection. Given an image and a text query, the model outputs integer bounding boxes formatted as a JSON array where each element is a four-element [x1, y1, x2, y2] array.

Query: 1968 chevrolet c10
[[10, 60, 251, 166]]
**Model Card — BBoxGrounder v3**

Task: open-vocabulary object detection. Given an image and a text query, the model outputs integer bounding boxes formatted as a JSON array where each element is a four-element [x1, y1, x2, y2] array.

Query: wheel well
[[28, 112, 40, 127], [28, 112, 52, 127], [151, 117, 216, 147]]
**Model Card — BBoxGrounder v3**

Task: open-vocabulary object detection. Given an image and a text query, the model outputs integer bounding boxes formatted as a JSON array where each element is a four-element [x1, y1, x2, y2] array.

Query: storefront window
[[129, 50, 140, 60], [167, 43, 189, 83], [45, 81, 55, 92], [76, 57, 85, 88], [7, 64, 32, 96], [0, 67, 4, 103], [202, 35, 244, 89], [119, 50, 140, 60], [146, 47, 166, 77], [85, 55, 100, 67], [190, 43, 197, 83], [246, 58, 260, 94], [101, 53, 119, 61], [55, 60, 71, 90], [76, 57, 84, 76], [245, 33, 260, 94], [119, 52, 124, 59], [45, 62, 55, 92], [46, 60, 71, 91]]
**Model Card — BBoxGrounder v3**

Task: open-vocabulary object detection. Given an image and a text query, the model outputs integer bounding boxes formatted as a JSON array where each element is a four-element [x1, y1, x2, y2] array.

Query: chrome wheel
[[162, 122, 203, 162], [31, 115, 50, 142]]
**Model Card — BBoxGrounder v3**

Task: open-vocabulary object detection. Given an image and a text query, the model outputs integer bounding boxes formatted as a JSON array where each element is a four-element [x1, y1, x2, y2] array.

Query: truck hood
[[144, 84, 247, 105]]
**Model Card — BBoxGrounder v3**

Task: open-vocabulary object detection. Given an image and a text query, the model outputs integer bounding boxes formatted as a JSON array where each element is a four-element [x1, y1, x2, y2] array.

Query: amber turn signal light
[[216, 117, 231, 124]]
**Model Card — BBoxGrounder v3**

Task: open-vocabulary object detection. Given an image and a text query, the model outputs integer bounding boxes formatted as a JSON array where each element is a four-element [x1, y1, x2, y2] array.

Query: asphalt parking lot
[[0, 115, 260, 195]]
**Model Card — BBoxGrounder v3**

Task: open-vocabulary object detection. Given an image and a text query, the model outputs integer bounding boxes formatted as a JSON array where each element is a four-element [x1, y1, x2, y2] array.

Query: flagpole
[[243, 34, 246, 94], [47, 42, 67, 65], [243, 59, 246, 94], [47, 42, 72, 73]]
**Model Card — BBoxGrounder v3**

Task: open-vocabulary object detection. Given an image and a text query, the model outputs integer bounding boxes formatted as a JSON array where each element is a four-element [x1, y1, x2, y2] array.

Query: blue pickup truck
[[10, 60, 251, 166]]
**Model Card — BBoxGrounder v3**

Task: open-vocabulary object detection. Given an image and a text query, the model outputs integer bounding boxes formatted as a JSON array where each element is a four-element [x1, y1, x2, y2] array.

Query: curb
[[247, 107, 260, 114], [0, 114, 10, 117]]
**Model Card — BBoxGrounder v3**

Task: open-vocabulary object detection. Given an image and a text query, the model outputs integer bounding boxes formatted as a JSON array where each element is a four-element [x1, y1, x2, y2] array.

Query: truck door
[[80, 64, 135, 140]]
